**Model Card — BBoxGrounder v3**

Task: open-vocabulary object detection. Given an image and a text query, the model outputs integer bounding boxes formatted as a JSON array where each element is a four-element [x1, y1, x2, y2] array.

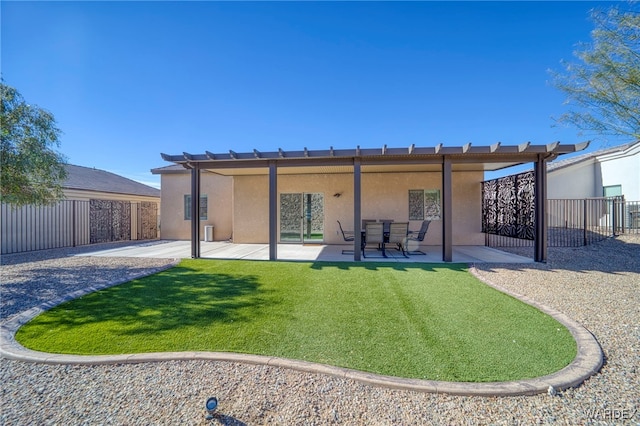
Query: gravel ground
[[1, 238, 639, 425]]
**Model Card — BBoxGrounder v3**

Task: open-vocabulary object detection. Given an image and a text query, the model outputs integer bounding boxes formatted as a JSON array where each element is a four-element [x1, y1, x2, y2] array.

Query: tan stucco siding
[[452, 172, 484, 245], [233, 175, 270, 243], [233, 171, 484, 245], [159, 172, 233, 240]]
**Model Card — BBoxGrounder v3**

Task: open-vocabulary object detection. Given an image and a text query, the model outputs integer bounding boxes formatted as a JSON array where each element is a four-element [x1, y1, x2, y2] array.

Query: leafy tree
[[551, 3, 640, 140], [1, 81, 67, 206]]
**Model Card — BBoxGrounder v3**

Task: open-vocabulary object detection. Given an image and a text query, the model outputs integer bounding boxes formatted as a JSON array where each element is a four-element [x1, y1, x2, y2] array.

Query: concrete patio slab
[[76, 240, 534, 263]]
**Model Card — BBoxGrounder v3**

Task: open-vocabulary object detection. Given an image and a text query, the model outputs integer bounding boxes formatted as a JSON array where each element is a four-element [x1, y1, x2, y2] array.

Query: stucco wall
[[233, 175, 270, 243], [547, 160, 599, 199], [159, 171, 233, 240], [233, 171, 484, 245], [599, 145, 640, 200], [547, 144, 640, 200]]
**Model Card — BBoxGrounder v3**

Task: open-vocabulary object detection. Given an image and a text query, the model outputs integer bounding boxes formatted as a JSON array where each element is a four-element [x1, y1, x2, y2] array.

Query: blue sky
[[2, 1, 628, 188]]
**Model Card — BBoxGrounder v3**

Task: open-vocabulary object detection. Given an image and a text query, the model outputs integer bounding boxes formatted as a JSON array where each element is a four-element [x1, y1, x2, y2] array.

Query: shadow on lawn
[[45, 265, 270, 335], [308, 261, 468, 273], [1, 264, 174, 319]]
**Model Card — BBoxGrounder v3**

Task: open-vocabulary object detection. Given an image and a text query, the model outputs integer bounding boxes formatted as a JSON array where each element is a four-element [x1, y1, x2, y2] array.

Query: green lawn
[[16, 260, 576, 382]]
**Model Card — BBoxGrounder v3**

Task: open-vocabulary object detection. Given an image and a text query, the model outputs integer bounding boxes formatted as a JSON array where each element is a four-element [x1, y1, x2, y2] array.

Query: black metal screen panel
[[482, 171, 535, 240], [90, 200, 132, 244]]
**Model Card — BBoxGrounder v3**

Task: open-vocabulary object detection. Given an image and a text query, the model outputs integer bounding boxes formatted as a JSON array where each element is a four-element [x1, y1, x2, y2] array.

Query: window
[[603, 185, 622, 198], [184, 195, 208, 220], [409, 189, 441, 220]]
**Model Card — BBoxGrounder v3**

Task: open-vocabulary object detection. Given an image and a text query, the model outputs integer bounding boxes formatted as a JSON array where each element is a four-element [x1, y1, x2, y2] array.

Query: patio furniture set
[[337, 219, 431, 258]]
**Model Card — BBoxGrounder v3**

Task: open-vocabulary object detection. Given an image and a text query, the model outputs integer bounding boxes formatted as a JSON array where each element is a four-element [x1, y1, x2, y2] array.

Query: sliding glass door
[[280, 193, 324, 242]]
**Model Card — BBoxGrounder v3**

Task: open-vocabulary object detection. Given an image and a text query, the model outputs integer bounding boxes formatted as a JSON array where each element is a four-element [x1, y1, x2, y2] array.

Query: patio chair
[[406, 220, 431, 255], [362, 222, 386, 258], [388, 222, 409, 257], [337, 220, 355, 254], [379, 219, 394, 234], [362, 219, 377, 229]]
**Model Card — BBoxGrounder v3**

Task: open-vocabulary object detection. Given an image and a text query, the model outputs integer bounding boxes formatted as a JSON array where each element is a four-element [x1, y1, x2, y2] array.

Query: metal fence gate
[[1, 199, 159, 255], [484, 196, 639, 248]]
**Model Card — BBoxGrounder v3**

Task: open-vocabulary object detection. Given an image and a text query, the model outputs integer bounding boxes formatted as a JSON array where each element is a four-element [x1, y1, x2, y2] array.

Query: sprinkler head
[[205, 397, 218, 420]]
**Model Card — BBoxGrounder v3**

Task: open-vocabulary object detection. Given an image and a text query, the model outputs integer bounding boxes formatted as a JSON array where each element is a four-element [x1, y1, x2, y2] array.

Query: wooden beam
[[205, 151, 216, 160], [278, 148, 285, 158], [574, 141, 590, 151], [545, 141, 560, 152], [229, 150, 237, 159], [408, 143, 415, 154], [518, 141, 531, 152], [253, 149, 262, 159]]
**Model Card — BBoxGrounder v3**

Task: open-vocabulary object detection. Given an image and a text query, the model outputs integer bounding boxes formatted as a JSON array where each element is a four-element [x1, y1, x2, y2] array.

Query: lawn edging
[[0, 263, 603, 397], [467, 267, 604, 393]]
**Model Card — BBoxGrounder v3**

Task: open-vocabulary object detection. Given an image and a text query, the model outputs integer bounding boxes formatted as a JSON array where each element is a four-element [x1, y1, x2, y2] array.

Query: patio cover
[[161, 141, 589, 262]]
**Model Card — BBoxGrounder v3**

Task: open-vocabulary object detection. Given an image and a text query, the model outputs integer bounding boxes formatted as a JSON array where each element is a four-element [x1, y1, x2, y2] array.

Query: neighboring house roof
[[64, 164, 160, 198], [548, 140, 640, 173], [151, 164, 188, 174]]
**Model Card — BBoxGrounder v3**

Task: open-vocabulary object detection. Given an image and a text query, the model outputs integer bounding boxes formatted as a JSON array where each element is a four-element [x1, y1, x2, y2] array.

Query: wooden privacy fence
[[1, 199, 158, 255], [485, 197, 640, 248]]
